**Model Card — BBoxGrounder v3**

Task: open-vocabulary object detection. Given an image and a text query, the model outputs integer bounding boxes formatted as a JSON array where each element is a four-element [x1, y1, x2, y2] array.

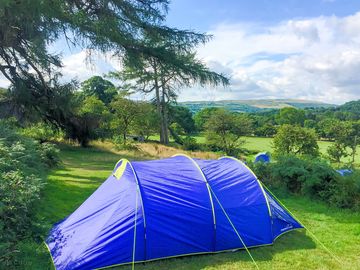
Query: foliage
[[273, 125, 319, 157], [0, 124, 59, 266], [269, 156, 336, 196], [276, 107, 305, 126], [328, 171, 360, 209], [37, 143, 60, 168], [170, 122, 185, 136], [193, 107, 222, 131], [168, 105, 196, 134], [20, 122, 63, 143], [110, 95, 142, 143], [1, 0, 228, 140], [111, 40, 229, 144], [338, 99, 360, 116], [80, 76, 118, 105], [254, 124, 277, 137], [251, 155, 360, 210], [323, 120, 360, 164], [132, 103, 160, 141], [181, 136, 200, 151], [327, 143, 348, 163], [205, 109, 252, 156], [65, 96, 110, 147]]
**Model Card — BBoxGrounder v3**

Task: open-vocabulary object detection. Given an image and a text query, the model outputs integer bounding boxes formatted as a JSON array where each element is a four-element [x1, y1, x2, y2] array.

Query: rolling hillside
[[181, 99, 336, 113]]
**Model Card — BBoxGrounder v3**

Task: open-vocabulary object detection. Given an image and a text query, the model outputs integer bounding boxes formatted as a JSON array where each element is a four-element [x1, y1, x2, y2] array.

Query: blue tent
[[254, 152, 270, 163], [46, 155, 303, 270], [336, 169, 353, 176]]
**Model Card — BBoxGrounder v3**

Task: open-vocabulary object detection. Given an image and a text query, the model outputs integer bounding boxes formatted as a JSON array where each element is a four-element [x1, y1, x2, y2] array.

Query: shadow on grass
[[111, 231, 315, 270], [50, 172, 106, 183], [37, 178, 100, 226]]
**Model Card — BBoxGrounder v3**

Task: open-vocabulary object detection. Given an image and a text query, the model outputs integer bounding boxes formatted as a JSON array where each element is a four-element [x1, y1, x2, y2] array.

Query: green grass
[[16, 143, 360, 270], [189, 135, 360, 166]]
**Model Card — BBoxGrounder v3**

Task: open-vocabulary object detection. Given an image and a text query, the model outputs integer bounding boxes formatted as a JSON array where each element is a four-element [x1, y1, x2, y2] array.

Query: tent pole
[[132, 185, 139, 270]]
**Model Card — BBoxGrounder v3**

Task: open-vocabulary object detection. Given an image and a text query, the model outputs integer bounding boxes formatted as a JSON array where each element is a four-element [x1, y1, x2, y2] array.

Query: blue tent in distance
[[336, 169, 353, 176], [254, 152, 270, 163], [46, 154, 303, 270]]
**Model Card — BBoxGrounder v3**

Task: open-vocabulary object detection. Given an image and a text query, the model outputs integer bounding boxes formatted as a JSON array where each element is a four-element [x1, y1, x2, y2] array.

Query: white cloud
[[0, 77, 10, 88], [0, 49, 122, 88], [60, 49, 122, 83], [177, 12, 360, 104], [1, 12, 360, 104]]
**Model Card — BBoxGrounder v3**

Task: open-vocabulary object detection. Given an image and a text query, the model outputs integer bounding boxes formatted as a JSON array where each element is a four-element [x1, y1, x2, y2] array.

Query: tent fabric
[[254, 152, 270, 163], [46, 155, 303, 270], [336, 169, 353, 176]]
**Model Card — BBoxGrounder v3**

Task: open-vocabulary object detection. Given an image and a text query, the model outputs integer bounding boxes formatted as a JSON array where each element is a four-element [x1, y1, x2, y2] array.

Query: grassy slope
[[18, 143, 360, 270]]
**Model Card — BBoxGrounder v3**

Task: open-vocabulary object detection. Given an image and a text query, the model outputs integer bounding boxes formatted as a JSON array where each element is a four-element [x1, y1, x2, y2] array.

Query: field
[[189, 135, 360, 166], [16, 142, 360, 270]]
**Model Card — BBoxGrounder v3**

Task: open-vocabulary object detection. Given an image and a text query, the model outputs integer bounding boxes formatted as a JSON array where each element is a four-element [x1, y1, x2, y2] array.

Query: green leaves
[[273, 124, 319, 157], [0, 123, 59, 265], [205, 109, 253, 156]]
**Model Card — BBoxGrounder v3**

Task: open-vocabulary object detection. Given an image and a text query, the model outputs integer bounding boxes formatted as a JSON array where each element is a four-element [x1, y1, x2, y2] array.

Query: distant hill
[[181, 99, 336, 113], [337, 100, 360, 113]]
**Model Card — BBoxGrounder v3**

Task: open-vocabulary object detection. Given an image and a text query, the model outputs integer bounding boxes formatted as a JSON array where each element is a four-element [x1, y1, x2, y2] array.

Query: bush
[[112, 135, 139, 151], [182, 136, 199, 151], [267, 155, 335, 197], [0, 123, 59, 265], [328, 171, 360, 210], [21, 122, 63, 143], [38, 143, 60, 168], [250, 155, 360, 210]]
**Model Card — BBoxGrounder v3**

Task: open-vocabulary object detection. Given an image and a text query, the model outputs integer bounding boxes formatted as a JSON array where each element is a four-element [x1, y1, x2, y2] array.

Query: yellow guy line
[[261, 182, 342, 265]]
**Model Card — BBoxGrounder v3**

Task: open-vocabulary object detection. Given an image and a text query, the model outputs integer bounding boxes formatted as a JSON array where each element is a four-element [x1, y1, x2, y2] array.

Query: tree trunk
[[153, 61, 170, 144], [153, 61, 166, 144], [161, 82, 169, 144]]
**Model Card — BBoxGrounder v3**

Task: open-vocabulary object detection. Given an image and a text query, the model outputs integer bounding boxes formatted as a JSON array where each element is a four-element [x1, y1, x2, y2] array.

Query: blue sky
[[1, 0, 360, 104], [167, 0, 360, 30]]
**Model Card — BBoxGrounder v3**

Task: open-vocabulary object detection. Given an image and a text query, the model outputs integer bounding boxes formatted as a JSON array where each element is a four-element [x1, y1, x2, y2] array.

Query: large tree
[[80, 76, 118, 105], [273, 125, 319, 157], [0, 0, 219, 132], [205, 109, 253, 156], [276, 107, 305, 126], [112, 49, 229, 144]]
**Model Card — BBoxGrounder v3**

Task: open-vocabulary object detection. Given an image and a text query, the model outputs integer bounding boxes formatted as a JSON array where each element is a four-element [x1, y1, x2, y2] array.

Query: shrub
[[0, 123, 59, 265], [270, 156, 336, 197], [182, 136, 199, 151], [21, 122, 62, 143], [328, 171, 360, 210], [38, 143, 60, 168], [112, 135, 139, 151], [251, 154, 360, 210]]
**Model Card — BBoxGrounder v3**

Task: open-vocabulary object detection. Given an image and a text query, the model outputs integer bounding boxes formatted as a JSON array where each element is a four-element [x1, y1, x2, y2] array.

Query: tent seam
[[127, 161, 148, 261], [172, 154, 217, 252], [219, 156, 274, 240]]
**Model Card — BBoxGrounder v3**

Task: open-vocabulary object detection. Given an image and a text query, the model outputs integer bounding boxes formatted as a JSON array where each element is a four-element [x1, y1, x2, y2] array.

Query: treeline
[[0, 76, 195, 147], [3, 78, 360, 165]]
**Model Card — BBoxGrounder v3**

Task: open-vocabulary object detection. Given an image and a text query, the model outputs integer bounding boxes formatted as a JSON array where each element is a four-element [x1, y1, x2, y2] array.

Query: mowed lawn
[[191, 135, 360, 166], [19, 143, 360, 270]]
